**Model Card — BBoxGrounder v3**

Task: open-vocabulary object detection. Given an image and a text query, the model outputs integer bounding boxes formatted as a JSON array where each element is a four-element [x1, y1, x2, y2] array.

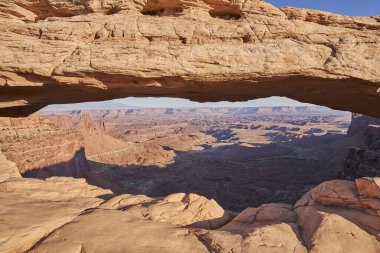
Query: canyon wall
[[343, 124, 380, 179], [348, 113, 380, 136], [0, 114, 90, 177]]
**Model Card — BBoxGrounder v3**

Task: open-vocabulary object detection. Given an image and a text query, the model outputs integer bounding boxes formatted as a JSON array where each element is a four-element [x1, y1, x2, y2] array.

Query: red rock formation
[[77, 113, 98, 135], [0, 1, 380, 117], [99, 116, 107, 135]]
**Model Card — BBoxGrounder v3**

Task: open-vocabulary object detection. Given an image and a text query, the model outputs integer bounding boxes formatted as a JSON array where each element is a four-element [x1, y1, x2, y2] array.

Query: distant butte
[[0, 0, 380, 117]]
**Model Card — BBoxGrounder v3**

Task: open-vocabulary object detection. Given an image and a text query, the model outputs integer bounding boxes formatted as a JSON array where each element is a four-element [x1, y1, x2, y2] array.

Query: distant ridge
[[41, 106, 348, 116], [42, 101, 142, 111]]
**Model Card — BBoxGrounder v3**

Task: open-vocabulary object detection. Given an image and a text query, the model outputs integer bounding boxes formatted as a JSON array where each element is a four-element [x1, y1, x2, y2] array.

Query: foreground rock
[[101, 192, 233, 229], [0, 0, 380, 116], [0, 178, 112, 253], [30, 209, 210, 253], [295, 178, 380, 253], [1, 159, 380, 253]]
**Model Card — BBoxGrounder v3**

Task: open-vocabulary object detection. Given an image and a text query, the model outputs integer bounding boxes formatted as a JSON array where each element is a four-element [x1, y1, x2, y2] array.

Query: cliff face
[[0, 114, 90, 177], [366, 125, 380, 150], [343, 124, 380, 179], [348, 113, 380, 136], [22, 146, 90, 178], [341, 114, 380, 179], [0, 0, 380, 116]]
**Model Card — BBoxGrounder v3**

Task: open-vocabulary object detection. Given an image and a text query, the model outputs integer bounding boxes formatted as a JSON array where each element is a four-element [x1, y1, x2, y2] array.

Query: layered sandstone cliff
[[0, 114, 91, 177], [0, 0, 380, 116]]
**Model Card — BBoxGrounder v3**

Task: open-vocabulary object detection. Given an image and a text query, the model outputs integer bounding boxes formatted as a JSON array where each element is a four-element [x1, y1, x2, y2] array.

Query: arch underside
[[0, 75, 379, 117]]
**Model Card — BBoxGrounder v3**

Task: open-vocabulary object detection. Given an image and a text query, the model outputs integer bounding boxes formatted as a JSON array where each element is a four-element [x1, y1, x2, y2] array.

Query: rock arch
[[0, 0, 379, 117]]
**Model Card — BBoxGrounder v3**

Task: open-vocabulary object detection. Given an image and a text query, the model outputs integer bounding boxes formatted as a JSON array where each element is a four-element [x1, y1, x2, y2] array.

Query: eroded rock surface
[[1, 150, 379, 253], [0, 169, 112, 253], [101, 192, 233, 229], [0, 150, 20, 183], [0, 0, 380, 116]]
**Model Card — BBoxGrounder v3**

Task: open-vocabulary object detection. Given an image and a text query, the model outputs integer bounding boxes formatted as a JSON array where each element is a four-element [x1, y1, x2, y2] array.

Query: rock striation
[[0, 114, 91, 177], [0, 0, 380, 116]]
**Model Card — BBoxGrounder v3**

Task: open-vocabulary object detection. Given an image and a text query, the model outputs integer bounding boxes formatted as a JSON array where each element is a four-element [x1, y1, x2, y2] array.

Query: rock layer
[[0, 0, 380, 116]]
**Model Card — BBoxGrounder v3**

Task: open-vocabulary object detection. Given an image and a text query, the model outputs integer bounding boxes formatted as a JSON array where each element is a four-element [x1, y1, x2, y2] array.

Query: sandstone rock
[[195, 203, 306, 253], [295, 178, 380, 250], [0, 114, 91, 177], [1, 175, 380, 253], [0, 177, 113, 200], [30, 209, 210, 253], [356, 177, 380, 198], [0, 192, 104, 253], [296, 206, 380, 253], [103, 192, 233, 229], [221, 203, 296, 233], [100, 193, 154, 209], [0, 176, 111, 253], [0, 0, 380, 117], [295, 179, 362, 208], [295, 178, 380, 217], [84, 132, 176, 167], [77, 114, 98, 135], [197, 222, 307, 253], [0, 150, 21, 183]]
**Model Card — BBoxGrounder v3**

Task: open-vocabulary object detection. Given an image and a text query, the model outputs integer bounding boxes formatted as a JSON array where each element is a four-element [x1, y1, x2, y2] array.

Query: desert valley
[[3, 106, 356, 211]]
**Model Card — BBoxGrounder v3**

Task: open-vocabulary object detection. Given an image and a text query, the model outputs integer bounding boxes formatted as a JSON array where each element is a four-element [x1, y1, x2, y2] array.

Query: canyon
[[0, 107, 380, 252], [1, 106, 353, 209], [1, 105, 380, 253], [0, 0, 380, 252]]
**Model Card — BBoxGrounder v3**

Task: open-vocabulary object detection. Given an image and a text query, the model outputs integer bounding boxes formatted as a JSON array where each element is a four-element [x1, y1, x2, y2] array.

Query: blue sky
[[45, 1, 377, 110], [114, 97, 313, 108], [266, 0, 380, 16], [42, 97, 313, 110]]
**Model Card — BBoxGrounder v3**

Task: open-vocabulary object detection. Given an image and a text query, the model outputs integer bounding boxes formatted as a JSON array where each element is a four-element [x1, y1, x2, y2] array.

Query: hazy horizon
[[41, 96, 321, 111]]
